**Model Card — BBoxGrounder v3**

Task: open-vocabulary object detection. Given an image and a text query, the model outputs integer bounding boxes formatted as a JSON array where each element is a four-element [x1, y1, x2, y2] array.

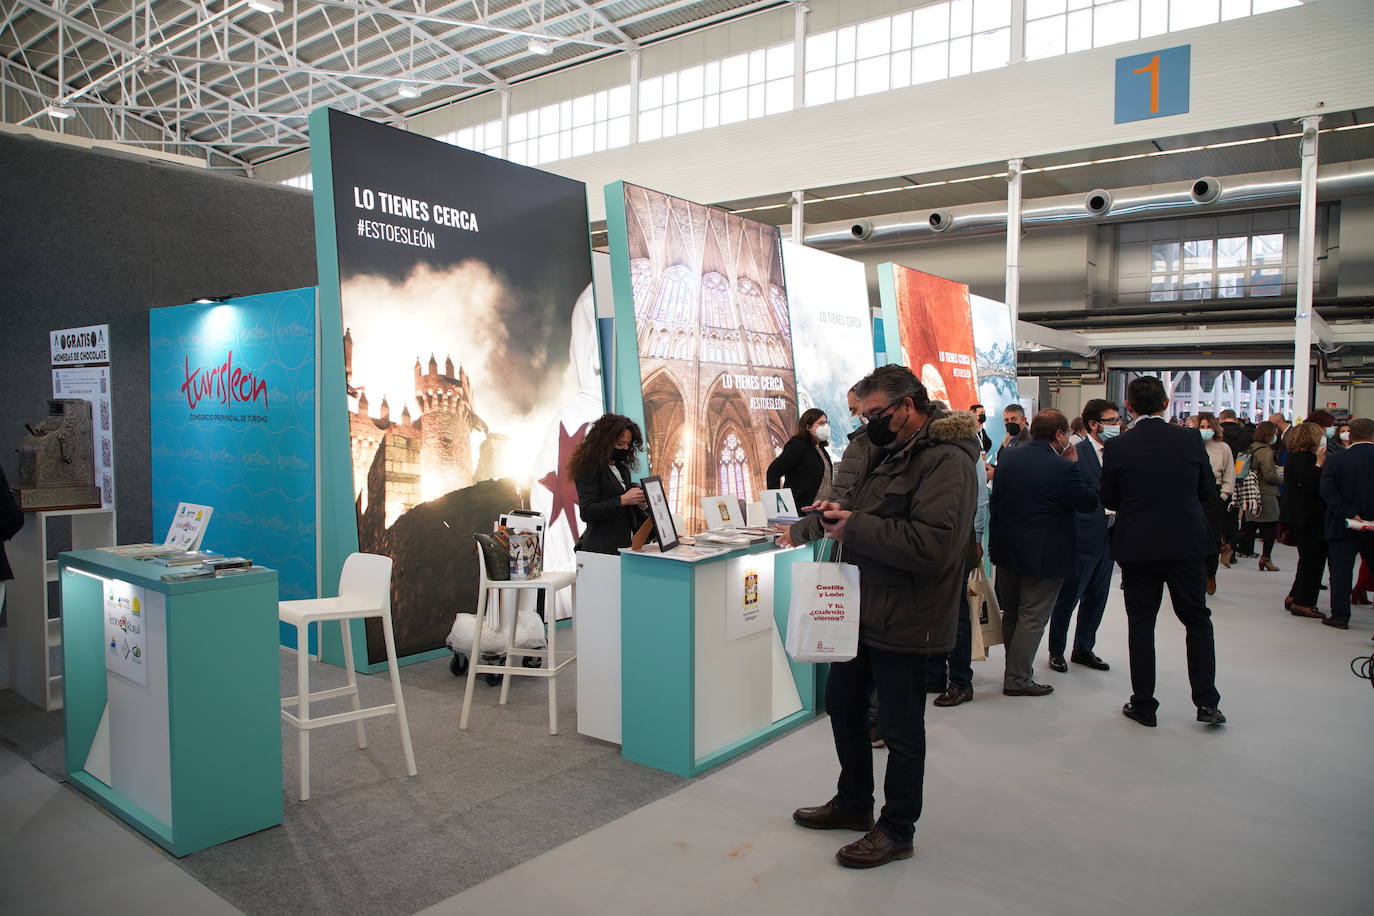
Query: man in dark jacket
[[1046, 399, 1121, 673], [1318, 417, 1374, 630], [1103, 376, 1225, 728], [989, 409, 1098, 697], [791, 364, 978, 869]]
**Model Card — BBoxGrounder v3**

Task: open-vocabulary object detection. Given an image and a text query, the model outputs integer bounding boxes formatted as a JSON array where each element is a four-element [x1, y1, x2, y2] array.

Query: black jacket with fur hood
[[839, 409, 980, 653]]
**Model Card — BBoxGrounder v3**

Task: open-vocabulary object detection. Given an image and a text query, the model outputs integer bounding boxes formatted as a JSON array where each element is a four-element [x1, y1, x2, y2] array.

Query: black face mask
[[976, 413, 986, 425], [1005, 420, 1022, 436], [612, 447, 630, 463], [867, 405, 904, 447]]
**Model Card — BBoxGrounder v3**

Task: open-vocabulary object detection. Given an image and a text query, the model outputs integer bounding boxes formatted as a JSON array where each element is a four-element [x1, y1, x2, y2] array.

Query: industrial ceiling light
[[397, 83, 422, 99], [247, 0, 284, 14], [45, 104, 74, 120], [527, 37, 553, 56]]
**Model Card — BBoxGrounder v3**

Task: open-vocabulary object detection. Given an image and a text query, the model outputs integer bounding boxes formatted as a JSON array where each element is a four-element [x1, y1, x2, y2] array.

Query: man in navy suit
[[989, 409, 1098, 697], [1318, 417, 1374, 630], [1101, 376, 1224, 728], [1046, 399, 1121, 674]]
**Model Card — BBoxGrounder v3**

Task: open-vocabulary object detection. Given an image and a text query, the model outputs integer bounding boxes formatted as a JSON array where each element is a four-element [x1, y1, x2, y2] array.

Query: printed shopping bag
[[967, 565, 1001, 662], [785, 539, 860, 664]]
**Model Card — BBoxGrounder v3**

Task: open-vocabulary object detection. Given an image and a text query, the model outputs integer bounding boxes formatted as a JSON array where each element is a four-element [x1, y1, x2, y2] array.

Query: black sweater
[[766, 436, 833, 510]]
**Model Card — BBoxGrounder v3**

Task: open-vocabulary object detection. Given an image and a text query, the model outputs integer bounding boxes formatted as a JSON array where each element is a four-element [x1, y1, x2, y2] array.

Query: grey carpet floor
[[0, 624, 689, 916]]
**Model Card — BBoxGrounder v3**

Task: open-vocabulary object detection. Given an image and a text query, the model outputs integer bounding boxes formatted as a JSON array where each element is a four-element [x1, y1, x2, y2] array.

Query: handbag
[[1275, 523, 1298, 547], [473, 531, 510, 581], [785, 539, 860, 664], [967, 564, 1002, 662]]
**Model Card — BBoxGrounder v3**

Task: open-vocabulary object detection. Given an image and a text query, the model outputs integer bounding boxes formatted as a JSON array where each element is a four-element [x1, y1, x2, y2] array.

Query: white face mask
[[813, 423, 831, 442], [1340, 430, 1351, 442]]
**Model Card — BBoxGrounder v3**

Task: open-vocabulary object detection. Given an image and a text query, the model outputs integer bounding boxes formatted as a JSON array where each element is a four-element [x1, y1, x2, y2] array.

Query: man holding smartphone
[[790, 364, 979, 869]]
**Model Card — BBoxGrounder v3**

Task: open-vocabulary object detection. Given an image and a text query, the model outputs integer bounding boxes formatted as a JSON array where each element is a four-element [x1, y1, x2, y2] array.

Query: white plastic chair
[[279, 552, 417, 801], [460, 546, 577, 735]]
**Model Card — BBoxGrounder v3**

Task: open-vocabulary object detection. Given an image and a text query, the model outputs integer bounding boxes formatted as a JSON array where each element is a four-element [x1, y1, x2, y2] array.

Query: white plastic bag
[[785, 540, 860, 663], [446, 598, 548, 656]]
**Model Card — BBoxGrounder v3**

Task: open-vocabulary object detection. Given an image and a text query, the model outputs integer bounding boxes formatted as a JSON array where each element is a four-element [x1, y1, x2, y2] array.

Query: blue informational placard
[[149, 289, 318, 649], [1115, 45, 1190, 124]]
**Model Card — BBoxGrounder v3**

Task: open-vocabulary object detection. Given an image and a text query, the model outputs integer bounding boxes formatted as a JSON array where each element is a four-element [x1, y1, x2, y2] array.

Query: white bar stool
[[280, 552, 417, 801], [459, 553, 577, 735]]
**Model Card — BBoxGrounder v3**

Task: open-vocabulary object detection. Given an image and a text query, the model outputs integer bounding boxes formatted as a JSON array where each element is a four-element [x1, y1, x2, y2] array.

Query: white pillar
[[790, 191, 805, 244], [499, 88, 510, 159], [1292, 115, 1321, 422], [1006, 158, 1024, 328], [793, 2, 808, 110], [628, 51, 641, 144]]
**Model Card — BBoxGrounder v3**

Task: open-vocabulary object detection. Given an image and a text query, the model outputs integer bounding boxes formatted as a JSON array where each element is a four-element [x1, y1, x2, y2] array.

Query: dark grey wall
[[0, 131, 317, 543]]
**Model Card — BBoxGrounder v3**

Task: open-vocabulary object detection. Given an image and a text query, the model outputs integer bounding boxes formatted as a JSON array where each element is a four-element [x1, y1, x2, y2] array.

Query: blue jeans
[[1048, 541, 1113, 658], [826, 644, 929, 842], [925, 590, 973, 691]]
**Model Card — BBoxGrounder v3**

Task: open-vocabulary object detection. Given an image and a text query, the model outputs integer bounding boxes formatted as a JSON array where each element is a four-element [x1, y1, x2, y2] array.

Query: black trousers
[[1234, 521, 1275, 558], [1119, 557, 1220, 713], [1327, 533, 1374, 623], [925, 590, 973, 692], [1287, 524, 1328, 608], [827, 644, 929, 842]]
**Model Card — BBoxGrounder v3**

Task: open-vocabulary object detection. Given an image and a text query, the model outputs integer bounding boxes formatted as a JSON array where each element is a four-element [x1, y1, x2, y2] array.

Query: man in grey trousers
[[989, 409, 1099, 696]]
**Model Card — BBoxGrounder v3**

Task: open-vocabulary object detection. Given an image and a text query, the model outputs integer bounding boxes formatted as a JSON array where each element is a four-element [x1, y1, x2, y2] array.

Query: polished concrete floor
[[4, 543, 1373, 915]]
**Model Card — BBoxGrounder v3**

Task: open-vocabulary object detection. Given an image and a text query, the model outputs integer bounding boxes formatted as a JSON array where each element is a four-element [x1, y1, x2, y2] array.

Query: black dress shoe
[[1071, 651, 1110, 671], [1003, 683, 1054, 697], [835, 828, 914, 869], [933, 685, 973, 707], [1196, 707, 1227, 725], [1122, 702, 1157, 727], [1048, 654, 1068, 673], [793, 799, 874, 832], [1322, 617, 1350, 630]]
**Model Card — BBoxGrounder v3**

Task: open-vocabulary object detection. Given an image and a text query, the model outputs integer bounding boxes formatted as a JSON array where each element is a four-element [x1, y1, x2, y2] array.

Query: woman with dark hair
[[569, 414, 648, 555], [1280, 421, 1329, 618], [1230, 420, 1283, 572], [766, 408, 834, 510], [1195, 412, 1234, 593]]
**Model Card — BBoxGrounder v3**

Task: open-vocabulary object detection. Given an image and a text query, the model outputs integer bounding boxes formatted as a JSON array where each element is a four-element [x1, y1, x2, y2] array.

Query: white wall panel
[[553, 0, 1370, 220]]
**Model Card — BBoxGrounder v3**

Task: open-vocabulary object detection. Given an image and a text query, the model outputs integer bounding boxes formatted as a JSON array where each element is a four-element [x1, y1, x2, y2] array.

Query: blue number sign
[[1115, 45, 1190, 124]]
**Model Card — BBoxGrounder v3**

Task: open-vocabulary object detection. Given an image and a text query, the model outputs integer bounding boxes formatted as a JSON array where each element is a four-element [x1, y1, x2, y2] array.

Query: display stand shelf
[[6, 508, 116, 710], [59, 550, 282, 857], [618, 541, 823, 778]]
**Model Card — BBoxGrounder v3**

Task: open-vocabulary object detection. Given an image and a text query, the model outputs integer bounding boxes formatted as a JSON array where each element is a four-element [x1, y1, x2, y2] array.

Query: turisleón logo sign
[[180, 350, 269, 411]]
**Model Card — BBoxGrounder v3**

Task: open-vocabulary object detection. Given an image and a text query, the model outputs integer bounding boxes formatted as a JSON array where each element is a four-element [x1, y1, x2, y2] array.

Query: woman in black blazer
[[1279, 421, 1329, 618], [766, 408, 834, 510], [571, 414, 649, 555]]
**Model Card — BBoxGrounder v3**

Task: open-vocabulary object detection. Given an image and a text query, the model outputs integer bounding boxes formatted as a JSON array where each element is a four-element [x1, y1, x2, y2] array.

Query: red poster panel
[[888, 265, 979, 411]]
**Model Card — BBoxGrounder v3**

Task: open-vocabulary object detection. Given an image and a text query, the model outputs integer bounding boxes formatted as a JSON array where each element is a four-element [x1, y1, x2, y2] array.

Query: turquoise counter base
[[60, 550, 284, 858], [620, 542, 825, 778]]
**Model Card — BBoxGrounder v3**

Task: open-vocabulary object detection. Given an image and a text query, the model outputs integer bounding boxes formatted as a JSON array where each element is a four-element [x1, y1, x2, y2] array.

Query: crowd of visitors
[[771, 364, 1371, 870]]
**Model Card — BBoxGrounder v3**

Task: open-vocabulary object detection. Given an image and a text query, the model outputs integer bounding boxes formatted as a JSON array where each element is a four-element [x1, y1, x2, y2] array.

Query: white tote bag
[[785, 540, 861, 664]]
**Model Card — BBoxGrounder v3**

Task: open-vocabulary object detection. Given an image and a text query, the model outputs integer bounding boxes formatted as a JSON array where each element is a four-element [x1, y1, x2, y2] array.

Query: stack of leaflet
[[694, 527, 770, 547], [767, 514, 802, 527], [99, 543, 185, 559], [153, 549, 225, 567], [152, 551, 259, 582]]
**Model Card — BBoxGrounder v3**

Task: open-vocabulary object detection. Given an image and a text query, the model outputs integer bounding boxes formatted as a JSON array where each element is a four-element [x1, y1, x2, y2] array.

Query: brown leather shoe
[[1289, 603, 1325, 619], [933, 685, 973, 707], [1219, 546, 1233, 568], [793, 798, 874, 831], [1003, 682, 1054, 696], [836, 827, 914, 869]]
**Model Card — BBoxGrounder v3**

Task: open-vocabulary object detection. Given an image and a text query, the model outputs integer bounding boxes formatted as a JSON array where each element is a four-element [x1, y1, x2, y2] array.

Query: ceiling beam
[[312, 0, 622, 50]]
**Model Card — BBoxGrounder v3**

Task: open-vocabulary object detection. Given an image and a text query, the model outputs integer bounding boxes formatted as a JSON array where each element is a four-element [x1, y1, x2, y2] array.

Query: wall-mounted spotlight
[[194, 295, 233, 303]]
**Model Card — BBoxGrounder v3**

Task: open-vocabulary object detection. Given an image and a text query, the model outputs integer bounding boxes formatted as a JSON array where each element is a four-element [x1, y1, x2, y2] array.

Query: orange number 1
[[1132, 54, 1161, 114]]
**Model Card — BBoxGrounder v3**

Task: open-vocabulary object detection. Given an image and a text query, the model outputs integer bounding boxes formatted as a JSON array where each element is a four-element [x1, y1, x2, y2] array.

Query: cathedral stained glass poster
[[876, 263, 980, 414], [312, 109, 600, 667], [605, 182, 798, 535]]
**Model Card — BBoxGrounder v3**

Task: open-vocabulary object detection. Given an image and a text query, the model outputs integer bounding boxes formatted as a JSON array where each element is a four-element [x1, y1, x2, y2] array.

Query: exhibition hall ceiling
[[714, 109, 1374, 229], [0, 0, 778, 168]]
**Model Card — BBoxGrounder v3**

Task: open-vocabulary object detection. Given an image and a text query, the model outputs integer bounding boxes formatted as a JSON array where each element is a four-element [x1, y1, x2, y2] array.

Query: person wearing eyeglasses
[[1046, 399, 1121, 675], [789, 365, 979, 870]]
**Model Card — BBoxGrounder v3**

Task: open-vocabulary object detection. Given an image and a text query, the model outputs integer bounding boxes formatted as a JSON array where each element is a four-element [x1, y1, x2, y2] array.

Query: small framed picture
[[639, 475, 679, 552]]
